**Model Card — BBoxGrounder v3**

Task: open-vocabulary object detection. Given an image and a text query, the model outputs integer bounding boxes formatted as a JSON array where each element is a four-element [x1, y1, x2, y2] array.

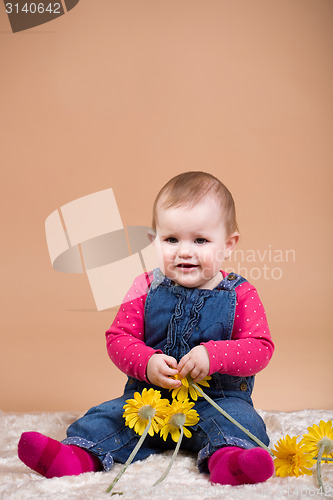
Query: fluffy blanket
[[1, 409, 332, 499]]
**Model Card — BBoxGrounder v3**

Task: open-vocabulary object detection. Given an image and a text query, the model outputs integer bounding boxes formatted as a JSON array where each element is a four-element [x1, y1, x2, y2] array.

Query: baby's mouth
[[177, 263, 199, 269]]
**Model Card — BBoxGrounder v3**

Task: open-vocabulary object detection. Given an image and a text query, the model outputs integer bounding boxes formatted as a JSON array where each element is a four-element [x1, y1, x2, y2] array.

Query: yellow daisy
[[154, 398, 200, 486], [170, 374, 211, 401], [272, 435, 313, 477], [107, 389, 170, 493], [160, 398, 200, 442], [123, 388, 170, 437], [301, 420, 333, 463]]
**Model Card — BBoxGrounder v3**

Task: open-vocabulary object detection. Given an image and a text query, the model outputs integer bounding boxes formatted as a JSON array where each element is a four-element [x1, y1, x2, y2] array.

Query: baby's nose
[[178, 242, 192, 258]]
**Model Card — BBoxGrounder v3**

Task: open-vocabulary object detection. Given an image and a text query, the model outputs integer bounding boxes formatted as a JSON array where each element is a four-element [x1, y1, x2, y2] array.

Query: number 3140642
[[5, 3, 61, 14]]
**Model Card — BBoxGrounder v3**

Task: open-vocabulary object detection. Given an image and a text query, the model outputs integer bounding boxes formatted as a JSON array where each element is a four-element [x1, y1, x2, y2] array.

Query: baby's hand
[[146, 354, 182, 389], [178, 346, 210, 383]]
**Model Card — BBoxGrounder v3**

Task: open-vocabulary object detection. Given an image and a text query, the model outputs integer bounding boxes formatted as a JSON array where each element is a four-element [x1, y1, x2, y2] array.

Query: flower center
[[169, 413, 186, 428], [288, 454, 299, 466], [138, 405, 156, 420]]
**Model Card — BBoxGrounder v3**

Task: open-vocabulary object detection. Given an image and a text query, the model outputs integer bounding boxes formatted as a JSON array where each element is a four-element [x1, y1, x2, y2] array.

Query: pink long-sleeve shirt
[[105, 271, 274, 382]]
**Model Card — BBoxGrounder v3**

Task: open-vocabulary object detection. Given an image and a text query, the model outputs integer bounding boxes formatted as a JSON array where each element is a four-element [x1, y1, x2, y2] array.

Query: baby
[[18, 171, 275, 486]]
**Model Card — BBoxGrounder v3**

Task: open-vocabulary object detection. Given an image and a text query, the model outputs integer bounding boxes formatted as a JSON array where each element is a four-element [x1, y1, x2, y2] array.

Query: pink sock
[[208, 446, 274, 486], [18, 432, 102, 478]]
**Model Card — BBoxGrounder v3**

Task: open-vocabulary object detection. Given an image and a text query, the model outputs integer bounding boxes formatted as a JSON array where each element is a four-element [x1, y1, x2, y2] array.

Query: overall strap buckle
[[217, 272, 247, 291]]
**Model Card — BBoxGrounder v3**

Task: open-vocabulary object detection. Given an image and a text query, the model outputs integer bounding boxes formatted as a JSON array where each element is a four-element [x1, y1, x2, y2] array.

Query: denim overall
[[63, 269, 270, 472]]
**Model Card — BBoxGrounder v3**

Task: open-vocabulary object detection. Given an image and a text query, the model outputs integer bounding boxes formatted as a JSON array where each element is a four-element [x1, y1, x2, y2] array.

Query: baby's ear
[[226, 232, 240, 253], [147, 229, 157, 244]]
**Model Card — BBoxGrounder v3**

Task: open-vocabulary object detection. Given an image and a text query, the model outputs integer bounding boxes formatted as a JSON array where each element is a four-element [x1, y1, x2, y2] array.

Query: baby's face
[[154, 195, 237, 289]]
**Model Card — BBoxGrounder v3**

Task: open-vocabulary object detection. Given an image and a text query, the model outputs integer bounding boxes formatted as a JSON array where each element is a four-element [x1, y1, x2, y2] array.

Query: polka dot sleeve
[[203, 282, 274, 377], [105, 273, 162, 382]]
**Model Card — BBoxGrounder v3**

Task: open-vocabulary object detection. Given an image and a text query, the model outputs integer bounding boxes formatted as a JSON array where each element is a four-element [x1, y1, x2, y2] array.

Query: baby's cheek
[[161, 245, 175, 261], [211, 249, 226, 269], [202, 252, 217, 269]]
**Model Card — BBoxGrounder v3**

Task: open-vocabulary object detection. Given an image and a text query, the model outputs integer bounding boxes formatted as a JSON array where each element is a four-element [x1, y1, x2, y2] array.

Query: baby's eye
[[166, 237, 178, 244], [195, 238, 208, 244]]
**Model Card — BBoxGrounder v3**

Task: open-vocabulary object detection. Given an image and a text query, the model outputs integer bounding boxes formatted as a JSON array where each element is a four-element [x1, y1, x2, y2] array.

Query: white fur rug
[[1, 409, 332, 499]]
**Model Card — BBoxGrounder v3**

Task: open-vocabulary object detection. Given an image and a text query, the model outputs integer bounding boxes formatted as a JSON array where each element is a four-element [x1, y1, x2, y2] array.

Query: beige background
[[0, 0, 332, 412]]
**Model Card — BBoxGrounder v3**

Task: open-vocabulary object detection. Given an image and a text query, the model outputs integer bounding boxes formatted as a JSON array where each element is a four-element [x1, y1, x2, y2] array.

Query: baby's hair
[[152, 171, 239, 236]]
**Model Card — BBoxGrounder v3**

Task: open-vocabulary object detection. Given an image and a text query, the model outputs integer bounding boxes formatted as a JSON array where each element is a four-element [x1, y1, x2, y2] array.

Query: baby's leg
[[193, 396, 274, 485], [18, 432, 101, 478], [208, 446, 274, 486], [18, 387, 163, 478], [62, 394, 166, 468], [17, 393, 130, 478]]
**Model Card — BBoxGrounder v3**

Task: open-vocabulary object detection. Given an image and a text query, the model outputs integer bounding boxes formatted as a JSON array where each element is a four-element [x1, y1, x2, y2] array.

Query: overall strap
[[216, 272, 247, 291]]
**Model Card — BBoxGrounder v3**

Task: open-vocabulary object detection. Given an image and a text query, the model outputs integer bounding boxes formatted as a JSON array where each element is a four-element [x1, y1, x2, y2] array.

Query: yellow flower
[[301, 420, 333, 463], [107, 389, 170, 493], [160, 398, 200, 442], [272, 435, 313, 477], [170, 375, 211, 401], [154, 399, 200, 486], [123, 388, 170, 437]]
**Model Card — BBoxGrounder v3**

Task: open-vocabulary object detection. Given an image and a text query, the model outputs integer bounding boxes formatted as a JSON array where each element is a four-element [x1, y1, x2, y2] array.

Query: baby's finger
[[177, 354, 190, 373], [162, 364, 179, 377], [159, 375, 182, 389], [178, 359, 194, 380], [191, 369, 208, 384], [163, 355, 178, 370], [189, 366, 202, 381]]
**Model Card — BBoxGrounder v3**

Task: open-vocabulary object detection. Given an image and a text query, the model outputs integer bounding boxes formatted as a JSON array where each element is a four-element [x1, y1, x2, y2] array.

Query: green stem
[[106, 417, 152, 494], [153, 427, 184, 487], [192, 383, 274, 457], [316, 443, 326, 495], [313, 456, 333, 461]]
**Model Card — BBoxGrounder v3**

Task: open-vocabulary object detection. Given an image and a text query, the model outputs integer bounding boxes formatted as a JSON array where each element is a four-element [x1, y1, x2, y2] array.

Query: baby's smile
[[176, 263, 199, 269]]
